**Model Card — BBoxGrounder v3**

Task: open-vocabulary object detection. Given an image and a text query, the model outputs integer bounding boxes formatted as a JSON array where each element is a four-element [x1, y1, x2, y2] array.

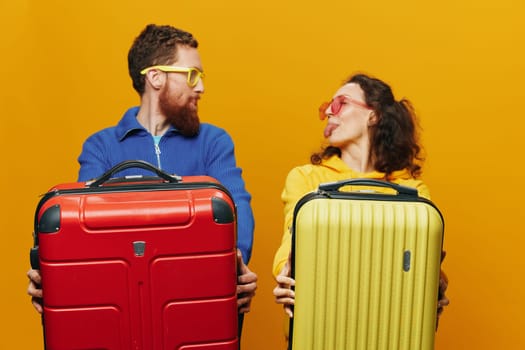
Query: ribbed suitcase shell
[[31, 161, 238, 350], [289, 179, 443, 350]]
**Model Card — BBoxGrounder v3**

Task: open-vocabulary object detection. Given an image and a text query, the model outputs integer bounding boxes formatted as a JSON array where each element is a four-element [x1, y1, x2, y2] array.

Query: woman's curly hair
[[311, 73, 424, 178], [128, 24, 198, 95]]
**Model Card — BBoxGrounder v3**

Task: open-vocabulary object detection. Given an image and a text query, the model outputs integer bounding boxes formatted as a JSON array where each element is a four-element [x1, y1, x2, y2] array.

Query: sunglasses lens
[[188, 69, 205, 87], [188, 69, 198, 86], [331, 96, 344, 115]]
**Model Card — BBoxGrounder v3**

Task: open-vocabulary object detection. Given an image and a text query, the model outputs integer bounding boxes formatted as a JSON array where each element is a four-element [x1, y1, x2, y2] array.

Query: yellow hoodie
[[272, 155, 430, 277]]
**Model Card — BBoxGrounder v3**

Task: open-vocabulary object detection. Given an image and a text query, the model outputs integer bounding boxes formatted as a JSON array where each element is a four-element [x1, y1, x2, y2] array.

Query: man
[[27, 23, 257, 337]]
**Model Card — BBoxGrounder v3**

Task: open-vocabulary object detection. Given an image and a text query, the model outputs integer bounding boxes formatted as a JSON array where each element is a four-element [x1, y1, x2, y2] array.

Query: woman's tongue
[[324, 123, 338, 138]]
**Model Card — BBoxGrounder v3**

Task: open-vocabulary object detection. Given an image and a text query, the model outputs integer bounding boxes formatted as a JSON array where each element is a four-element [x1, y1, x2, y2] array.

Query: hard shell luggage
[[288, 179, 444, 350], [30, 160, 238, 350]]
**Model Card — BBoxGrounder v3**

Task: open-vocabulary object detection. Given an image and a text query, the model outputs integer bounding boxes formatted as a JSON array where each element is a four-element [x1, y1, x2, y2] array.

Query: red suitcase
[[30, 160, 238, 350]]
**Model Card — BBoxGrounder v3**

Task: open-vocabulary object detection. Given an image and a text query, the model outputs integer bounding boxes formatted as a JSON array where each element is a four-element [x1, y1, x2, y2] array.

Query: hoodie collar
[[116, 107, 178, 141], [321, 155, 412, 180]]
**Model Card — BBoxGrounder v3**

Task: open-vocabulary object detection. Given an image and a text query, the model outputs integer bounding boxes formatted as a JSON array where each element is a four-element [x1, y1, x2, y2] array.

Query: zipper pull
[[154, 144, 162, 169]]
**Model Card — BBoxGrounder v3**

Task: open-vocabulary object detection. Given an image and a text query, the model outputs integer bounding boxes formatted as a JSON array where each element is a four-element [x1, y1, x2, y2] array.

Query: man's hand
[[27, 269, 43, 314], [273, 252, 295, 317], [236, 249, 257, 313]]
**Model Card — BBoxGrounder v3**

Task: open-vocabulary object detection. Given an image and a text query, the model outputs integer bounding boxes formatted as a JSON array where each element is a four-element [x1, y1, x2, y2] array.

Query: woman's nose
[[325, 104, 336, 118]]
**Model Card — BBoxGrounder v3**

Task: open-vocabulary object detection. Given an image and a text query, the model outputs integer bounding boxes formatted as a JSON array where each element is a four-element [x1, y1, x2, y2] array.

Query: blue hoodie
[[77, 106, 254, 263]]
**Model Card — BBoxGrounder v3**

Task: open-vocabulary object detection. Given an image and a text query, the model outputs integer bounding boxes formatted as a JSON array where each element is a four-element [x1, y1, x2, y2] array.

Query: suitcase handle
[[318, 178, 418, 196], [88, 160, 181, 187]]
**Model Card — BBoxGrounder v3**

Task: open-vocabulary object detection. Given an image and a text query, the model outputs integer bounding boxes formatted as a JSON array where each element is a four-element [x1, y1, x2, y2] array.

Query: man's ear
[[368, 111, 378, 126], [144, 70, 165, 90]]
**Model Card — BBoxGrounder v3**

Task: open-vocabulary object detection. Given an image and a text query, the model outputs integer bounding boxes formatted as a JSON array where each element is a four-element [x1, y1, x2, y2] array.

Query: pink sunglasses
[[319, 95, 373, 120]]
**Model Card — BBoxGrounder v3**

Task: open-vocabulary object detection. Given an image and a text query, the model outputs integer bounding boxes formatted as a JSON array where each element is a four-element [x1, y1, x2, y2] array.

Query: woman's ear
[[368, 111, 378, 126]]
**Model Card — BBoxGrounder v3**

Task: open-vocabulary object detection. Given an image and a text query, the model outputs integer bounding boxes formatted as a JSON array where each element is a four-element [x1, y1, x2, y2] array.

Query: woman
[[272, 73, 449, 325]]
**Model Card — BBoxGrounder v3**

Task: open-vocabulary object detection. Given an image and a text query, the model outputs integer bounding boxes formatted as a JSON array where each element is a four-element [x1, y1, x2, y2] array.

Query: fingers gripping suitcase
[[30, 161, 239, 350], [289, 179, 444, 350]]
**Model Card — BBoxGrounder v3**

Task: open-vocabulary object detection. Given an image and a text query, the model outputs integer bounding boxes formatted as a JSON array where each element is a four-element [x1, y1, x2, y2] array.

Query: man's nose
[[194, 78, 204, 93]]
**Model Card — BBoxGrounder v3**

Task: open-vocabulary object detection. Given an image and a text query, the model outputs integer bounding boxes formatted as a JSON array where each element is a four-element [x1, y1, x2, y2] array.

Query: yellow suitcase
[[289, 179, 444, 350]]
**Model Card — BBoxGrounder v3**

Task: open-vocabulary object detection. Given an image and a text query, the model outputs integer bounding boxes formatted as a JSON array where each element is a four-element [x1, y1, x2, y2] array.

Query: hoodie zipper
[[154, 143, 162, 169]]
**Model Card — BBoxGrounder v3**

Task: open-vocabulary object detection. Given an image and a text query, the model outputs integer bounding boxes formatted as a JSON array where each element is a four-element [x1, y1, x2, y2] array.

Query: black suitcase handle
[[88, 160, 181, 187], [318, 178, 418, 196]]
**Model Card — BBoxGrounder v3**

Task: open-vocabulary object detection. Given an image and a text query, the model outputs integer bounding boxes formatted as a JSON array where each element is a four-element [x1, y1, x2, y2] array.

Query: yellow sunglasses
[[140, 65, 205, 87]]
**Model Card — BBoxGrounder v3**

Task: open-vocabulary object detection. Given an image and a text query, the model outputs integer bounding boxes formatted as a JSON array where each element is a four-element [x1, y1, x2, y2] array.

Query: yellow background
[[1, 0, 524, 349]]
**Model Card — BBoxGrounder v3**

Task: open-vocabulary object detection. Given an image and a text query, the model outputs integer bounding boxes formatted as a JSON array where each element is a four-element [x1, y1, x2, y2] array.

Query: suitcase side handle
[[318, 178, 418, 196], [88, 160, 181, 187]]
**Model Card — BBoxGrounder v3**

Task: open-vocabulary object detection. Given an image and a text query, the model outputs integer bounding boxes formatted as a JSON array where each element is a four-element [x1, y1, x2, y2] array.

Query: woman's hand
[[437, 251, 450, 329], [273, 253, 295, 317]]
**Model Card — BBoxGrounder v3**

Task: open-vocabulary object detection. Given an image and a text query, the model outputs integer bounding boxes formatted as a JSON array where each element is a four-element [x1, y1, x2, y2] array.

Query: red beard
[[158, 85, 200, 137]]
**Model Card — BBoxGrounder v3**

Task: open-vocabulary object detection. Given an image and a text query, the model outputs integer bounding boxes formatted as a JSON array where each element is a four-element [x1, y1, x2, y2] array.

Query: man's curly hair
[[128, 24, 198, 95]]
